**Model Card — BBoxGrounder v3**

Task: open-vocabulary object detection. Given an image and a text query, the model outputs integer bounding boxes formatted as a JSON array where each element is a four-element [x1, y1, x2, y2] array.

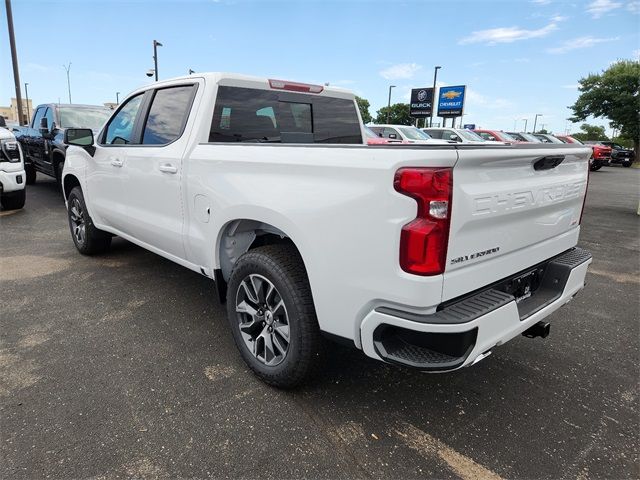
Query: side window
[[103, 94, 144, 145], [32, 107, 46, 128], [142, 85, 196, 145], [209, 86, 362, 144], [44, 108, 55, 129], [427, 130, 442, 139], [385, 128, 400, 139]]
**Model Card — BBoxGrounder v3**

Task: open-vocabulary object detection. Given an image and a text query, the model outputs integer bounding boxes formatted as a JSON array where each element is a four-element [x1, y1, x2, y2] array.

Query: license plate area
[[495, 267, 545, 304]]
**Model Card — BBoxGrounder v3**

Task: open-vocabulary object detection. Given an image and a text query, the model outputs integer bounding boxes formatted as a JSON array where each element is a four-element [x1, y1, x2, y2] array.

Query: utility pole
[[533, 113, 542, 133], [63, 63, 72, 103], [386, 85, 396, 124], [430, 66, 441, 127], [153, 40, 162, 81], [24, 82, 29, 121], [116, 92, 120, 104], [5, 0, 25, 125], [522, 118, 528, 132]]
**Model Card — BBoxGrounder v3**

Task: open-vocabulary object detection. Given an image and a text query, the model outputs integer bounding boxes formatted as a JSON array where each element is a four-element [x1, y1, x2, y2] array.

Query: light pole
[[5, 0, 25, 125], [24, 82, 29, 121], [153, 40, 162, 81], [533, 113, 542, 133], [430, 65, 441, 127], [63, 62, 72, 103], [116, 92, 120, 104], [522, 118, 528, 132], [386, 85, 396, 124]]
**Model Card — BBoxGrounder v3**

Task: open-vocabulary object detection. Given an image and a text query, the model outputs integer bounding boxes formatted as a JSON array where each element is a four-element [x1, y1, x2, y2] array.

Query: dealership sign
[[437, 85, 466, 117], [410, 88, 433, 117]]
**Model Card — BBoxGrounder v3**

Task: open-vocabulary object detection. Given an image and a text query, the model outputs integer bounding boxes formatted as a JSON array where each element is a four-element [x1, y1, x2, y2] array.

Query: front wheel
[[226, 244, 323, 388], [67, 187, 111, 255], [1, 189, 26, 210], [623, 160, 633, 167], [590, 161, 602, 171]]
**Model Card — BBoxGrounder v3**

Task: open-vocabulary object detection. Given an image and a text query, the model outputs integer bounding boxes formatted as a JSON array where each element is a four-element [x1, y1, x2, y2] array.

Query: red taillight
[[394, 168, 453, 276], [268, 79, 324, 93]]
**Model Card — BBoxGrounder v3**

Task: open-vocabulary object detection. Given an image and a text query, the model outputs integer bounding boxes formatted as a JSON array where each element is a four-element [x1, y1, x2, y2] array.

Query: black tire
[[623, 161, 633, 168], [226, 244, 322, 388], [25, 165, 36, 184], [590, 163, 602, 171], [67, 186, 111, 255], [1, 189, 26, 210], [56, 162, 64, 192]]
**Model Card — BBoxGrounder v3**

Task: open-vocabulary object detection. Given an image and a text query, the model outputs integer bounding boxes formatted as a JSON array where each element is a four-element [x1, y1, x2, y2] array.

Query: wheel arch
[[62, 173, 81, 200], [214, 218, 306, 302]]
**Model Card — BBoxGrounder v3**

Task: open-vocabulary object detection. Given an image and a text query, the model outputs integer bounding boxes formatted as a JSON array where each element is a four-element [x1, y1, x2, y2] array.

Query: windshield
[[519, 133, 542, 142], [363, 126, 379, 139], [59, 107, 111, 130], [498, 132, 517, 142], [458, 129, 485, 141], [399, 127, 431, 140]]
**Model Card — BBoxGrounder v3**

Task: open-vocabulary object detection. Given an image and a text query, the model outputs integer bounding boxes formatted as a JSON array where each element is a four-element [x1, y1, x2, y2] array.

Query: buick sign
[[410, 87, 433, 117]]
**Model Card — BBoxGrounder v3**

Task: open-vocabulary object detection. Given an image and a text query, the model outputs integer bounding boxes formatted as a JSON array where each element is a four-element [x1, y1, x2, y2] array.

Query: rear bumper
[[360, 247, 592, 371]]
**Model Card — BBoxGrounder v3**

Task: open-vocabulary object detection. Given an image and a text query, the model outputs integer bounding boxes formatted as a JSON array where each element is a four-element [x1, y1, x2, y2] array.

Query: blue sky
[[1, 0, 638, 134]]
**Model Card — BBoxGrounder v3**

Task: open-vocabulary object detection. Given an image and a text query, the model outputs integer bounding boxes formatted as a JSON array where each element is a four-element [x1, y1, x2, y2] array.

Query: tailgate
[[442, 145, 590, 301]]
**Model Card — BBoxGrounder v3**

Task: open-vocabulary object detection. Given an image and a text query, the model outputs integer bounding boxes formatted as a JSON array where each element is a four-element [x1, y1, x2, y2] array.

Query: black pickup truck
[[16, 103, 111, 185]]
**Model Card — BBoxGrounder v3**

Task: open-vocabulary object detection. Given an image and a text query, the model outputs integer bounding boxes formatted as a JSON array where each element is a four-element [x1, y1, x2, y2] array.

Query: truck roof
[[139, 72, 356, 100], [35, 103, 111, 110]]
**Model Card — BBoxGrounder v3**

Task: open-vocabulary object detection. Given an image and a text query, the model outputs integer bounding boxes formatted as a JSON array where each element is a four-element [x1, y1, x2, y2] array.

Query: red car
[[473, 129, 524, 143], [557, 135, 611, 171], [364, 126, 404, 145]]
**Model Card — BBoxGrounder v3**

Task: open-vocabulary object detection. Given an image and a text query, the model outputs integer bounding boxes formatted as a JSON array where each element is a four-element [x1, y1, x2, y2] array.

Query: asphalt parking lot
[[1, 167, 638, 479]]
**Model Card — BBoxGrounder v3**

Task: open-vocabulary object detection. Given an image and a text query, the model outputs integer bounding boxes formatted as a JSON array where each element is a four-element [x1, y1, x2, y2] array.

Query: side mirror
[[64, 128, 95, 156], [449, 134, 460, 142], [0, 116, 6, 128], [388, 133, 397, 139], [39, 117, 49, 135]]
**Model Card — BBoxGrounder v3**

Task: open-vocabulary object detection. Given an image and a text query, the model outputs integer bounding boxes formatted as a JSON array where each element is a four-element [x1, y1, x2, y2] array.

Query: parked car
[[506, 132, 543, 143], [422, 127, 488, 144], [15, 103, 111, 186], [0, 116, 26, 210], [369, 124, 442, 144], [62, 72, 593, 387], [364, 125, 399, 145], [473, 129, 522, 143], [591, 141, 634, 167], [568, 140, 612, 171], [556, 135, 583, 144], [533, 133, 565, 144]]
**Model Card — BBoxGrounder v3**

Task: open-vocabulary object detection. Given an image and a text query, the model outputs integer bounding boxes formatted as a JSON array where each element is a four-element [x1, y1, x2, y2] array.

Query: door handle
[[110, 158, 123, 167], [159, 164, 178, 174]]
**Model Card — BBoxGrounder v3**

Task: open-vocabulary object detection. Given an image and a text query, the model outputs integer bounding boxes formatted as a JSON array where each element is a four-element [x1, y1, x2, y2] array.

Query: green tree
[[355, 96, 372, 124], [570, 60, 640, 159], [571, 123, 610, 142], [536, 128, 549, 134], [374, 103, 413, 125]]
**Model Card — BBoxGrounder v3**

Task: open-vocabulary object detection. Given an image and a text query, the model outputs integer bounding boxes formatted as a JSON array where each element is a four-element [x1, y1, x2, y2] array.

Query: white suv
[[369, 124, 445, 144], [0, 119, 26, 210]]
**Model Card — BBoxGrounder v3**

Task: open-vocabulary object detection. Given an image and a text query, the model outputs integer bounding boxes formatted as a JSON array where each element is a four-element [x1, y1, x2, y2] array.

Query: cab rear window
[[209, 86, 362, 144]]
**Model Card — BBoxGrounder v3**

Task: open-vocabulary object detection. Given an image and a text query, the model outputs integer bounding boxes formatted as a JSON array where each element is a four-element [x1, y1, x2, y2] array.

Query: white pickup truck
[[62, 73, 592, 387]]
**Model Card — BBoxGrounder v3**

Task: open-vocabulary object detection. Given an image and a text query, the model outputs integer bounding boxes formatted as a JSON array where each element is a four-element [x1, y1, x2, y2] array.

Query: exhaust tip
[[522, 321, 550, 339]]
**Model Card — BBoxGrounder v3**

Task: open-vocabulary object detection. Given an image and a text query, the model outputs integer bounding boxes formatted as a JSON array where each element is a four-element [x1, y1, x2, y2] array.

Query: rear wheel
[[25, 165, 36, 184], [226, 244, 322, 388], [1, 189, 26, 210], [623, 160, 633, 167], [67, 187, 111, 255], [589, 159, 602, 171]]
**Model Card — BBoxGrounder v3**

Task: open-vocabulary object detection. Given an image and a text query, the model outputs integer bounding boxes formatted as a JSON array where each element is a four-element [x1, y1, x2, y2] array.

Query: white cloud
[[465, 87, 513, 110], [458, 22, 558, 45], [379, 63, 422, 80], [586, 0, 622, 18], [548, 36, 619, 53], [628, 1, 640, 13]]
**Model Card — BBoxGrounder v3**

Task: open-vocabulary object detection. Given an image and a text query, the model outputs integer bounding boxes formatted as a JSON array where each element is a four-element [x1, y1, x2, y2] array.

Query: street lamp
[[386, 85, 396, 124], [63, 62, 72, 103], [24, 82, 29, 121], [522, 118, 528, 132], [116, 92, 120, 104], [533, 113, 542, 133], [430, 65, 441, 127], [153, 40, 163, 81]]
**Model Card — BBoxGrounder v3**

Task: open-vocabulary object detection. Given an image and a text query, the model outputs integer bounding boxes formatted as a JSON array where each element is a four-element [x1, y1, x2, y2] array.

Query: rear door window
[[209, 86, 361, 144], [142, 85, 196, 145]]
